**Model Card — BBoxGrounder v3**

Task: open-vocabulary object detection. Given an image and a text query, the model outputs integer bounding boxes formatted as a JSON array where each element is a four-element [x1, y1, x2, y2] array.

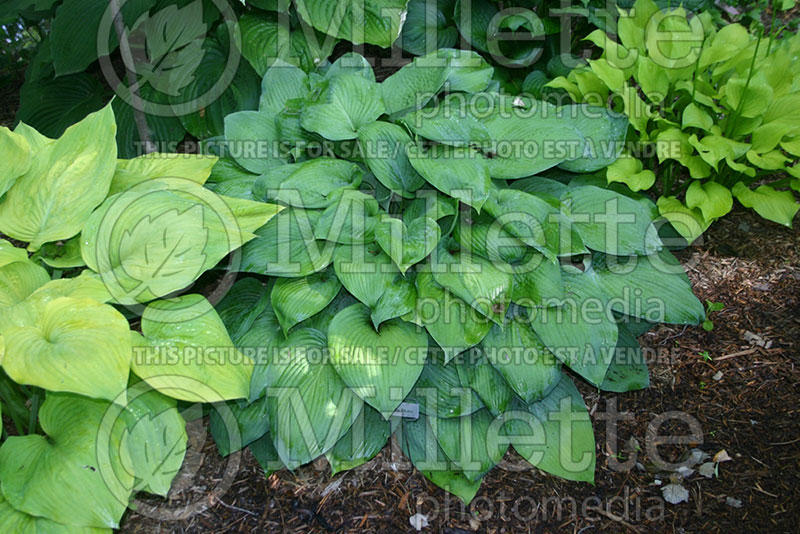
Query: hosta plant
[[205, 49, 705, 502], [0, 104, 282, 530], [547, 0, 800, 242]]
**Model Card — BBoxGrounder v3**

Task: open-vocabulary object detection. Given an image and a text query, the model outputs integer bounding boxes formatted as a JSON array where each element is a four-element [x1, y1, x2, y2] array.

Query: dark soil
[[119, 208, 800, 534]]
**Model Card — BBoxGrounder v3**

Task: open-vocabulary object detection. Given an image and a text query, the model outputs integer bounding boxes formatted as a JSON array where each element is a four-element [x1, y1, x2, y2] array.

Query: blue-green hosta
[[205, 50, 704, 503], [0, 104, 282, 530]]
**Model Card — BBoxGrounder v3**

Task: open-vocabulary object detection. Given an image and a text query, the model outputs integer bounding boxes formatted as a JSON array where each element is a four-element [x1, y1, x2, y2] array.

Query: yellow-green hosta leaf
[[81, 178, 281, 304], [328, 303, 428, 416], [606, 155, 656, 192], [682, 103, 714, 131], [732, 182, 799, 227], [0, 239, 28, 266], [685, 180, 733, 222], [0, 393, 133, 528], [252, 327, 362, 470], [0, 297, 132, 401], [657, 196, 710, 243], [271, 267, 342, 335], [0, 104, 117, 251], [109, 153, 218, 196], [28, 271, 112, 305], [39, 236, 85, 269], [0, 493, 111, 534], [0, 259, 49, 306], [0, 126, 32, 197], [133, 294, 252, 403], [724, 73, 774, 119]]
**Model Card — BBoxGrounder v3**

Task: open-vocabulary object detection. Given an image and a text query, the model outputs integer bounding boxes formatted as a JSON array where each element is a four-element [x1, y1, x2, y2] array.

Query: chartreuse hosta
[[547, 0, 800, 242], [0, 104, 282, 530], [201, 49, 704, 503]]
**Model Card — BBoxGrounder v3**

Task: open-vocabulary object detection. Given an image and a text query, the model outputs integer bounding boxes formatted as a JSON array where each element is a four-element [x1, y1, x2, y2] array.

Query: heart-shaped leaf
[[456, 353, 514, 416], [271, 266, 342, 334], [254, 158, 362, 209], [301, 73, 385, 140], [406, 352, 485, 418], [333, 243, 396, 308], [328, 303, 428, 416], [407, 143, 491, 211], [357, 121, 426, 198], [375, 215, 441, 273], [314, 190, 380, 245]]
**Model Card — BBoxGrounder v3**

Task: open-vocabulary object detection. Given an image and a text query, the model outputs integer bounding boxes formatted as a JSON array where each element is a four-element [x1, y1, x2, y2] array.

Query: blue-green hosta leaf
[[407, 144, 491, 211], [271, 267, 342, 334], [399, 0, 459, 56], [224, 110, 284, 174], [294, 0, 408, 48], [586, 253, 704, 324], [118, 381, 188, 496], [400, 414, 482, 504], [326, 404, 391, 475], [0, 297, 131, 401], [413, 269, 492, 362], [240, 208, 335, 278], [0, 393, 133, 528], [432, 249, 513, 325], [133, 295, 252, 403], [453, 0, 497, 53], [530, 272, 619, 386], [600, 323, 649, 392], [484, 189, 588, 260], [0, 105, 116, 251], [562, 185, 661, 255], [248, 431, 285, 476], [381, 49, 493, 115], [482, 100, 578, 179], [333, 243, 397, 308], [209, 398, 269, 457], [0, 259, 49, 307], [0, 493, 111, 534], [254, 158, 363, 209], [557, 104, 628, 173], [456, 354, 514, 417], [508, 374, 595, 482], [0, 126, 31, 197], [254, 327, 363, 469], [452, 215, 527, 264], [259, 60, 311, 113], [110, 153, 218, 196], [656, 196, 710, 243], [732, 182, 799, 227], [357, 121, 425, 198], [400, 96, 492, 148], [371, 272, 417, 329], [328, 303, 428, 416], [407, 352, 485, 418], [301, 73, 385, 140], [433, 408, 507, 482], [81, 178, 281, 304], [314, 190, 380, 244], [375, 215, 440, 273], [481, 320, 562, 404], [511, 254, 566, 307], [239, 13, 336, 76], [215, 278, 271, 346]]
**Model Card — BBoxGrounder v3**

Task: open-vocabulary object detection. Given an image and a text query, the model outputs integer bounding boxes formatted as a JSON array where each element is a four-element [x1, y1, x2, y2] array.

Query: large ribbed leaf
[[600, 323, 650, 393], [253, 327, 362, 469], [294, 0, 408, 48], [328, 303, 428, 416], [254, 158, 363, 209], [0, 126, 31, 197], [401, 96, 491, 148], [433, 408, 507, 481], [82, 178, 281, 303], [0, 493, 110, 534], [562, 185, 662, 256], [414, 269, 492, 362], [0, 105, 116, 251], [223, 110, 284, 174], [370, 272, 417, 329], [530, 272, 619, 386], [314, 190, 380, 245], [375, 215, 440, 273], [214, 277, 271, 345], [509, 375, 595, 482], [301, 73, 385, 140], [333, 243, 397, 308], [133, 295, 252, 403], [0, 259, 49, 307], [209, 398, 269, 457], [0, 393, 133, 528], [271, 267, 341, 334], [400, 0, 459, 56], [407, 352, 484, 418], [0, 297, 131, 401], [407, 144, 491, 211], [110, 153, 217, 196], [557, 104, 629, 173], [240, 208, 334, 277], [481, 320, 562, 404], [400, 414, 482, 504], [326, 404, 391, 475], [259, 61, 310, 113], [456, 354, 513, 416], [587, 253, 704, 324], [357, 121, 426, 197]]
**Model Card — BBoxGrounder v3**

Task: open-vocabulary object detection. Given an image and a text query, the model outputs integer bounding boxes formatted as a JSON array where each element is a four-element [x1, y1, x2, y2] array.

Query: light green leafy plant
[[204, 49, 704, 502], [547, 0, 800, 241], [0, 103, 282, 530]]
